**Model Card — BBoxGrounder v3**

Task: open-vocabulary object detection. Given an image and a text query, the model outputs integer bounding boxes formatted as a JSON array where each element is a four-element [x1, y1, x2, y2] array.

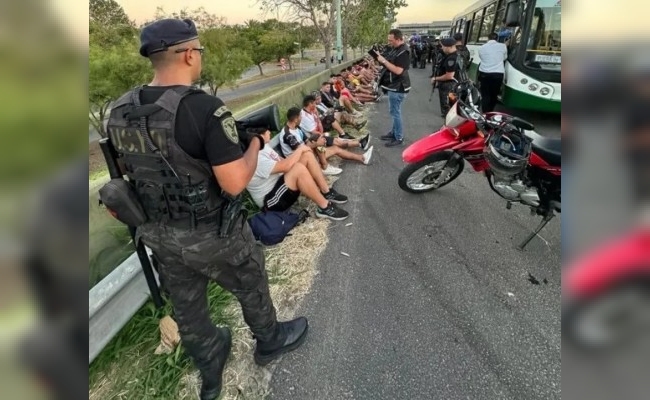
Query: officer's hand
[[261, 130, 271, 143], [430, 78, 436, 85]]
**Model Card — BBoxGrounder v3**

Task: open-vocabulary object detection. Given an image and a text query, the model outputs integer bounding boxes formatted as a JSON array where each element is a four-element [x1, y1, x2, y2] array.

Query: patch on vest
[[221, 116, 239, 144], [213, 105, 229, 118], [447, 58, 456, 67]]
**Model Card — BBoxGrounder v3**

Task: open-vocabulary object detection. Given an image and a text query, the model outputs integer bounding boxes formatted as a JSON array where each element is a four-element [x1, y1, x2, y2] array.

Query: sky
[[116, 0, 477, 26]]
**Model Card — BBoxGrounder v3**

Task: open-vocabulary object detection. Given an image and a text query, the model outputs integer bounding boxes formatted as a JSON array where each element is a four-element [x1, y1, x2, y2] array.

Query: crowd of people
[[246, 57, 390, 222]]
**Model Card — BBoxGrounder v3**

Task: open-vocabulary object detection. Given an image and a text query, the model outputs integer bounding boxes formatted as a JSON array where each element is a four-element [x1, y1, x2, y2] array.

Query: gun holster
[[218, 193, 245, 238]]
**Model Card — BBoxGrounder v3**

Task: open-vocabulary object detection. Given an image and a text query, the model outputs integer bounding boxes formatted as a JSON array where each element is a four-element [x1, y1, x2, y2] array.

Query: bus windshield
[[523, 0, 561, 72]]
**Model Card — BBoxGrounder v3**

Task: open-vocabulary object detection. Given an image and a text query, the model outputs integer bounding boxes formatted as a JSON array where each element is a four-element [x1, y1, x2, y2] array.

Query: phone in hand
[[368, 49, 379, 60]]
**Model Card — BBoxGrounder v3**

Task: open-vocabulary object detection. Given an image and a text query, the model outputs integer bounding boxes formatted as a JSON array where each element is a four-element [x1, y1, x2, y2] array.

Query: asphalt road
[[268, 66, 562, 399]]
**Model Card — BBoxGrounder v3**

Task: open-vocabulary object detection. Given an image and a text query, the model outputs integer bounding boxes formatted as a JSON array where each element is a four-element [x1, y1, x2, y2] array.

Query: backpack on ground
[[248, 209, 309, 245]]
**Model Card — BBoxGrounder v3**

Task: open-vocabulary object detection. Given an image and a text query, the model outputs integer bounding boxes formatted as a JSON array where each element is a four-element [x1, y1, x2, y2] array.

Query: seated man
[[280, 107, 341, 176], [310, 92, 369, 141], [299, 96, 373, 159], [246, 128, 349, 221]]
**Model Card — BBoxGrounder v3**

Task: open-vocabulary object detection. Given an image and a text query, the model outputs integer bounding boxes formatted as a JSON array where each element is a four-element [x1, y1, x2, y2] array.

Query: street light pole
[[336, 0, 342, 63]]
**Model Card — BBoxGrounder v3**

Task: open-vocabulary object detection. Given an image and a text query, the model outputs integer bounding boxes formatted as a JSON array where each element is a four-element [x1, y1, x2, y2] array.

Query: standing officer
[[430, 37, 461, 117], [105, 19, 308, 400], [375, 28, 411, 147]]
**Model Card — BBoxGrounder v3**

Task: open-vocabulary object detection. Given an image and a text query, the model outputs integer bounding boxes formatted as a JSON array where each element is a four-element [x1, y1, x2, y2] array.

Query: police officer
[[453, 33, 471, 71], [430, 37, 461, 117], [105, 19, 308, 400]]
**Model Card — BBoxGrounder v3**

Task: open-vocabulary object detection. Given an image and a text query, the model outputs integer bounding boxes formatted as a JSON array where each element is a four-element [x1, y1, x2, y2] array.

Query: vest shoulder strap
[[154, 86, 200, 114]]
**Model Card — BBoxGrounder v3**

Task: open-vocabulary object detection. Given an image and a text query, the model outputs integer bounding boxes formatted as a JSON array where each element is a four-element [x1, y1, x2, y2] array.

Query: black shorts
[[263, 176, 300, 211], [321, 114, 336, 132]]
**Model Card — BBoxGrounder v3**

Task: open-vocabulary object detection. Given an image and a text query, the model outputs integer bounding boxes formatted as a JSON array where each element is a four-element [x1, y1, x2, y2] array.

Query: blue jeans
[[388, 91, 407, 141]]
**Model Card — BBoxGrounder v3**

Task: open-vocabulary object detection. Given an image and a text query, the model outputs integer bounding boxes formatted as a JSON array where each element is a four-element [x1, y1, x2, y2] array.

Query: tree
[[258, 0, 337, 68], [342, 0, 407, 58], [199, 27, 252, 95], [89, 1, 150, 138], [241, 20, 275, 76], [88, 37, 151, 138], [90, 0, 132, 27]]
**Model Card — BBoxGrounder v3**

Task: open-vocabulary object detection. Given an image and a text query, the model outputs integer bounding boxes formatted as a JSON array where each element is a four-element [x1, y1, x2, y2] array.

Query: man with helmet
[[430, 37, 462, 117], [104, 19, 308, 400]]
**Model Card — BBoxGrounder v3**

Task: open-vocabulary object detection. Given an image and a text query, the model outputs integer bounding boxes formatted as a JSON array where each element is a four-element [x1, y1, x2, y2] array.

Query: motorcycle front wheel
[[398, 150, 464, 193]]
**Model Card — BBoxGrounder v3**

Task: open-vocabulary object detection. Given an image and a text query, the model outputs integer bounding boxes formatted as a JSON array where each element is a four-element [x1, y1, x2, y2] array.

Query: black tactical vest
[[106, 86, 224, 227], [379, 43, 411, 93]]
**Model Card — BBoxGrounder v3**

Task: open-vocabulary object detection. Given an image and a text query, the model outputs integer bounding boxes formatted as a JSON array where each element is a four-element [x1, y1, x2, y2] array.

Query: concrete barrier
[[88, 58, 362, 364], [233, 59, 362, 119]]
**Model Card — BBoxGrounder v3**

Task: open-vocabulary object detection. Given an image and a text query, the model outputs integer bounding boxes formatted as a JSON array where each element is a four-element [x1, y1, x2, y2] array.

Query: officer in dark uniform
[[105, 19, 308, 400], [430, 37, 461, 117]]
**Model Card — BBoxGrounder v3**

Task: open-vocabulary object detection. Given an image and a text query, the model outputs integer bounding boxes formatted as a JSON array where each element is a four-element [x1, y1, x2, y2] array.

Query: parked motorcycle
[[398, 80, 561, 250]]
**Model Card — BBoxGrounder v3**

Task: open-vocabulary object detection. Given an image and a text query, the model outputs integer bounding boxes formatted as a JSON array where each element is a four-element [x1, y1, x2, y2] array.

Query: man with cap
[[105, 19, 308, 400], [430, 37, 461, 117]]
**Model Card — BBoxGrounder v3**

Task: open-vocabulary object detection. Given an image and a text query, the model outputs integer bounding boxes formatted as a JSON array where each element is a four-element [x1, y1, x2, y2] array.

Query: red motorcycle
[[398, 81, 561, 250]]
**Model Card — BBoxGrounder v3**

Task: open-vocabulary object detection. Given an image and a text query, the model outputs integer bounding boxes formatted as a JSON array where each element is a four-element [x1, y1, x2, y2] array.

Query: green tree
[[88, 0, 150, 138], [258, 0, 337, 68], [199, 27, 252, 95], [88, 36, 151, 138], [342, 0, 407, 58], [90, 0, 132, 26]]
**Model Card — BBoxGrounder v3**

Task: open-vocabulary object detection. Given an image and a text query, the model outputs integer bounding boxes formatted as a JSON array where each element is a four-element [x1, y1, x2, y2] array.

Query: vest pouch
[[99, 178, 148, 227]]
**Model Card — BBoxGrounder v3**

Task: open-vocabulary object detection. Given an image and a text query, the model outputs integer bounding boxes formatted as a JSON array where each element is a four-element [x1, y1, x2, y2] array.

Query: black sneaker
[[385, 138, 404, 147], [323, 188, 348, 204], [339, 133, 355, 140], [316, 202, 349, 221], [380, 132, 394, 141], [359, 134, 371, 150]]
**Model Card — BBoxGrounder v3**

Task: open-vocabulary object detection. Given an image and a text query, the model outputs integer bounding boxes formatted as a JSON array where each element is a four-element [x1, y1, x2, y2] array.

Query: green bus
[[451, 0, 561, 113]]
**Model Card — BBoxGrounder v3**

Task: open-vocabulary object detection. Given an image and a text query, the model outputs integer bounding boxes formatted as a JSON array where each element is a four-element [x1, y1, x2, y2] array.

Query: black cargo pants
[[140, 214, 277, 376], [438, 81, 455, 116]]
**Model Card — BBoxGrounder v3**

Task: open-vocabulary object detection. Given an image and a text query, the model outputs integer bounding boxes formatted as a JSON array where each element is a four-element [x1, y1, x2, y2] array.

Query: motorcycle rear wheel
[[398, 151, 464, 193]]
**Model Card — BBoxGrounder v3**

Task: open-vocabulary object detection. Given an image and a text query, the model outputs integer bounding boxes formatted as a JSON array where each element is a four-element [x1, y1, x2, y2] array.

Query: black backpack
[[248, 209, 308, 245]]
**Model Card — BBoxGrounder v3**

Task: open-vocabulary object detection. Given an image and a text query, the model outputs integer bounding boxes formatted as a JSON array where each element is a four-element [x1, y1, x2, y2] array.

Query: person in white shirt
[[302, 94, 371, 149], [478, 32, 508, 112], [246, 127, 350, 220]]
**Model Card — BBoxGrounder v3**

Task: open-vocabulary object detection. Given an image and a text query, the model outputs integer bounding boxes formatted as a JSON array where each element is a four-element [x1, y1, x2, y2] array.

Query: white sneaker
[[322, 164, 343, 175], [362, 146, 374, 165]]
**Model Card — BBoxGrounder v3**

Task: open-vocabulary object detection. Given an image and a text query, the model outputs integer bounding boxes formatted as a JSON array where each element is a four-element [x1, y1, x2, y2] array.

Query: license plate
[[535, 54, 561, 63]]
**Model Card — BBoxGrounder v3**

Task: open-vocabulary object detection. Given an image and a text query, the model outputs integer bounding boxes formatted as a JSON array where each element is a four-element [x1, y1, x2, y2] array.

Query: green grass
[[89, 284, 236, 399]]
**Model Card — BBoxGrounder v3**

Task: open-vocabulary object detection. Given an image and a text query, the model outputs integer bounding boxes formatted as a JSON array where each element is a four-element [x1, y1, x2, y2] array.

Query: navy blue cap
[[440, 37, 456, 47], [139, 18, 199, 57]]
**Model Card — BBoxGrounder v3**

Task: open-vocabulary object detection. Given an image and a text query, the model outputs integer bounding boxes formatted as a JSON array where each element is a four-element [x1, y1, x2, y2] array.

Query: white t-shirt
[[300, 109, 319, 133], [280, 126, 307, 157], [478, 40, 508, 74], [246, 145, 283, 208]]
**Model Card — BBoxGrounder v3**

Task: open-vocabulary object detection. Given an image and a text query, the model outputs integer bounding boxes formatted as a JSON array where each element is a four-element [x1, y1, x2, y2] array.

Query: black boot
[[200, 328, 232, 400], [254, 317, 308, 366]]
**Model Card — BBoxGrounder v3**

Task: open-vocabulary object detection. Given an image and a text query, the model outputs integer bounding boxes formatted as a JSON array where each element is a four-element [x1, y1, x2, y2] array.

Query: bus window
[[469, 8, 484, 43], [523, 0, 561, 72], [479, 3, 497, 42]]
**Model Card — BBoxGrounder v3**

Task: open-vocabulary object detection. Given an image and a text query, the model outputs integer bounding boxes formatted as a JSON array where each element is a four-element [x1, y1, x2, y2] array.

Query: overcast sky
[[117, 0, 477, 25]]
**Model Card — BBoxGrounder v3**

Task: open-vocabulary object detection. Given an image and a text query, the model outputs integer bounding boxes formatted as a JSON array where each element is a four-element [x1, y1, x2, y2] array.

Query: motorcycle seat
[[525, 130, 561, 166]]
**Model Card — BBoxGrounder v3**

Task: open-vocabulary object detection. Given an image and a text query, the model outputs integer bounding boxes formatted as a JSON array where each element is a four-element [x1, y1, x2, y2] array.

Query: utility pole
[[336, 0, 342, 63]]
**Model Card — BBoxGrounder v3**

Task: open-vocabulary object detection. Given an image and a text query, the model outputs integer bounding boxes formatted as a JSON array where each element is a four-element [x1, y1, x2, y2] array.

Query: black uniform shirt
[[441, 52, 461, 81], [140, 86, 243, 166]]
